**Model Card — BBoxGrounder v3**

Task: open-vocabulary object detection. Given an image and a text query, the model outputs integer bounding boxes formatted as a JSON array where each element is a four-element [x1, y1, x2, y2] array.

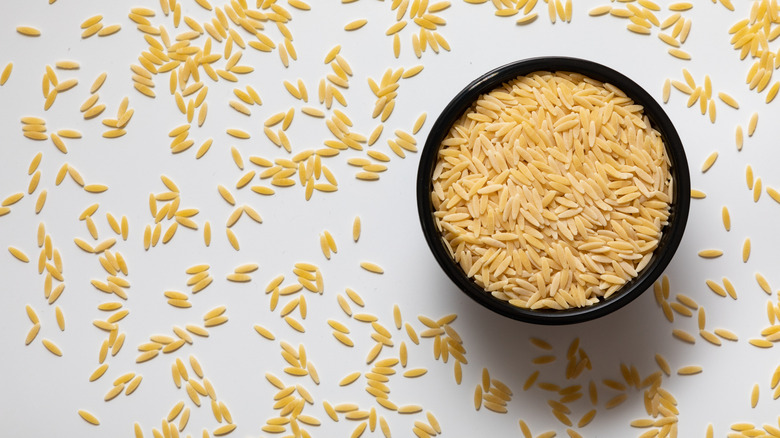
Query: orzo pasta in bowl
[[417, 57, 690, 324]]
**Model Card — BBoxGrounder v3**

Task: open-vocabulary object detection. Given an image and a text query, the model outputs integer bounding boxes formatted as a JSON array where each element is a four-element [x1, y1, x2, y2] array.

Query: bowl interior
[[416, 57, 691, 325]]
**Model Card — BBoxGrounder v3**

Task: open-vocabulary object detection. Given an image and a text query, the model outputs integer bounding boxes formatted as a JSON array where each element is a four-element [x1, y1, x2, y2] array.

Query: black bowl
[[416, 57, 690, 325]]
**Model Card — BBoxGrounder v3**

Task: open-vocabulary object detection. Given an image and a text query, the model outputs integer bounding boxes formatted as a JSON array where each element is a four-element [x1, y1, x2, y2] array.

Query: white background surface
[[1, 0, 780, 437]]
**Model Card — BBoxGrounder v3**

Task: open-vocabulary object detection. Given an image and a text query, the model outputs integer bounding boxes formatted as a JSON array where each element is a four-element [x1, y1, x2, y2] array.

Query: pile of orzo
[[431, 71, 673, 310]]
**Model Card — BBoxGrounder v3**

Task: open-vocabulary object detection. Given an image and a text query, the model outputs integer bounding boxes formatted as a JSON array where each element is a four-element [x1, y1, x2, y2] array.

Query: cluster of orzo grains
[[432, 71, 673, 310], [589, 1, 696, 61], [10, 0, 780, 435]]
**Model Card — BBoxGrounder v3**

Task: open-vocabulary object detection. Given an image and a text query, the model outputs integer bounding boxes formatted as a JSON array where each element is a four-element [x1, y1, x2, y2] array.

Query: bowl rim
[[416, 56, 691, 325]]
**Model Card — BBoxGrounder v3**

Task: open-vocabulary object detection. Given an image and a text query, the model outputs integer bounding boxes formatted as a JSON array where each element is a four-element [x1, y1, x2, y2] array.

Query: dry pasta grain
[[589, 5, 611, 15], [25, 305, 39, 324], [55, 306, 65, 330], [714, 328, 738, 341], [701, 152, 718, 172], [8, 246, 29, 262], [767, 82, 780, 103], [749, 338, 772, 348], [89, 364, 108, 382], [339, 371, 361, 386], [662, 78, 671, 103], [25, 323, 41, 345], [677, 365, 703, 375], [78, 410, 100, 425], [2, 193, 24, 207], [403, 368, 427, 378], [344, 19, 368, 30], [97, 24, 121, 36], [748, 112, 758, 136], [285, 316, 305, 332], [398, 404, 423, 414], [213, 424, 237, 436], [668, 48, 691, 60], [767, 187, 780, 204], [17, 26, 41, 37], [751, 383, 759, 408], [700, 329, 721, 346], [698, 249, 723, 258], [756, 273, 772, 294], [226, 228, 239, 250], [719, 92, 739, 108], [691, 189, 706, 198], [360, 261, 384, 274], [672, 329, 695, 344], [0, 62, 12, 85], [736, 125, 744, 151], [721, 206, 730, 231], [604, 393, 628, 409], [333, 331, 354, 347], [42, 338, 62, 356], [328, 319, 349, 334], [753, 178, 762, 202]]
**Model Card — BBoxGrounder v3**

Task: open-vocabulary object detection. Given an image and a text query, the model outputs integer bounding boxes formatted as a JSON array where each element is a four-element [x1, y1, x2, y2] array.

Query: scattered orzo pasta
[[2, 2, 774, 435]]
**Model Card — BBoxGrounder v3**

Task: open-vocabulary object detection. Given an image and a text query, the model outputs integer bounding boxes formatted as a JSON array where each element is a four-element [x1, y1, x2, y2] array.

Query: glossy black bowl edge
[[416, 57, 691, 325]]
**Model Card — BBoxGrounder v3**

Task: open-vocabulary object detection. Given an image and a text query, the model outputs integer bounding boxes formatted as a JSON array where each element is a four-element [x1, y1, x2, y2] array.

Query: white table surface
[[2, 0, 779, 437]]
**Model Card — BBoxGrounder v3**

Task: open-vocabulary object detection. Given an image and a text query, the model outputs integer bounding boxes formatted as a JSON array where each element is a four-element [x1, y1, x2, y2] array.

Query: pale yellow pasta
[[8, 246, 29, 262], [360, 261, 384, 274], [0, 62, 12, 85], [17, 26, 42, 36], [403, 368, 427, 378], [42, 338, 63, 356], [77, 410, 100, 425], [344, 19, 368, 31], [701, 152, 718, 172], [588, 5, 611, 16], [339, 371, 361, 386], [718, 92, 739, 108], [698, 249, 723, 258], [751, 383, 759, 408]]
